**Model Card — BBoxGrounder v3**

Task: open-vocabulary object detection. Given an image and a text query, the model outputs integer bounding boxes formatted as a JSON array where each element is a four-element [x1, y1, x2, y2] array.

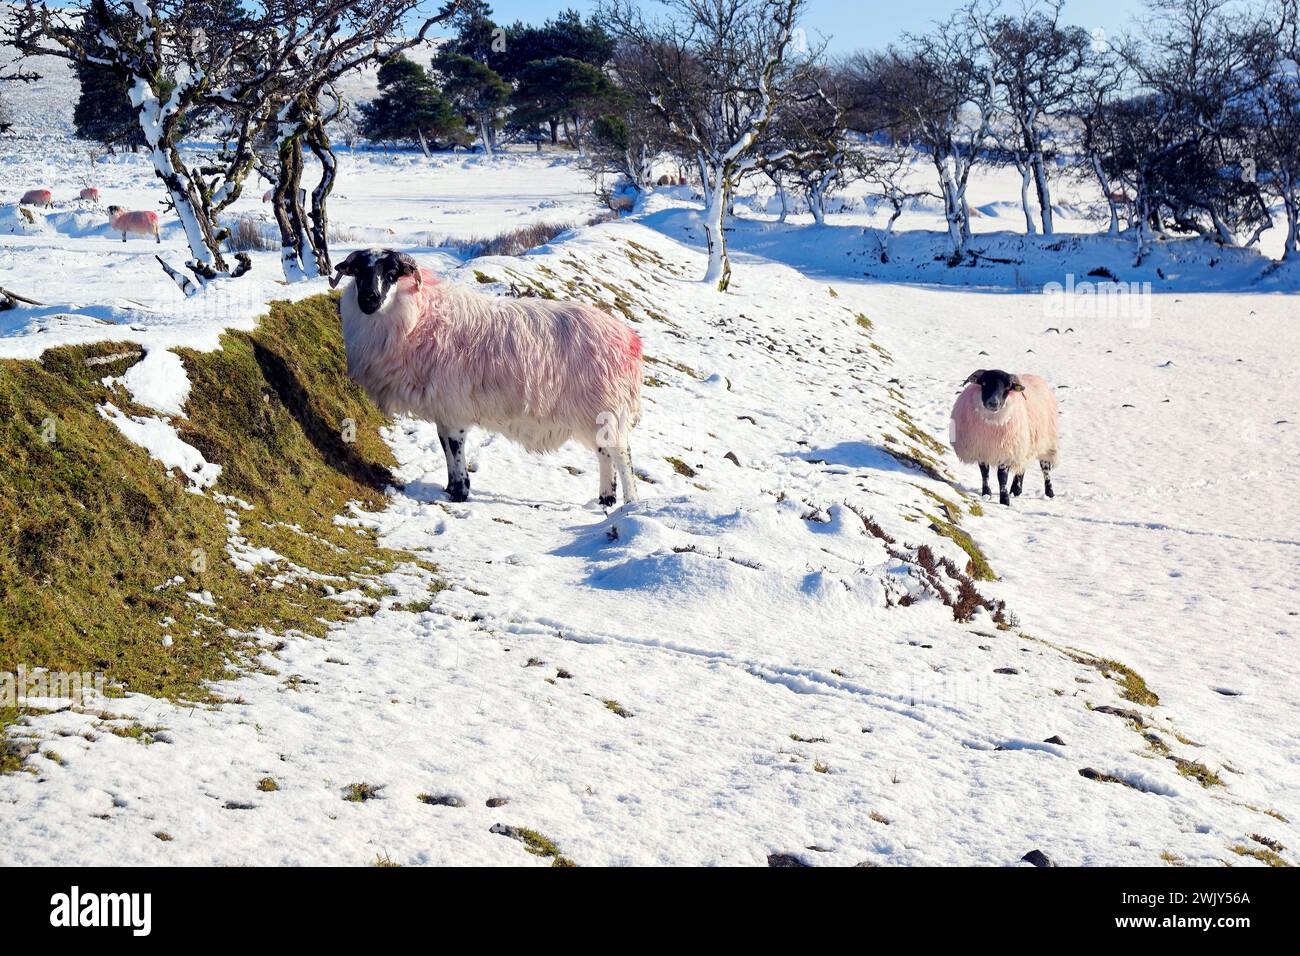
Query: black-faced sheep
[[332, 249, 642, 507], [950, 368, 1059, 506]]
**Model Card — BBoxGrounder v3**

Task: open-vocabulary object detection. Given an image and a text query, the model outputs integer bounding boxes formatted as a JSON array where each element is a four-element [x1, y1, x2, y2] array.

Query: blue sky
[[456, 0, 1152, 53]]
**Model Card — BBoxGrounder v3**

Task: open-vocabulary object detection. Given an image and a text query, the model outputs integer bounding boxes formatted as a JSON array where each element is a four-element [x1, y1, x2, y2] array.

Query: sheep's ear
[[1010, 376, 1025, 392], [964, 370, 986, 385], [329, 251, 364, 289]]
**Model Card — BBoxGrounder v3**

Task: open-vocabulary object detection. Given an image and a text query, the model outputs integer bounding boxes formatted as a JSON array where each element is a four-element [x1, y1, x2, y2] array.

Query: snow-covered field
[[1, 69, 1297, 866]]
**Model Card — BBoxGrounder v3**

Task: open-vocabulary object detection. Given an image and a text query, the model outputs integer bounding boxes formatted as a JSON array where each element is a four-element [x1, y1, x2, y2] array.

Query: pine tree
[[71, 6, 142, 150], [431, 51, 510, 156], [360, 56, 467, 155], [510, 57, 614, 149]]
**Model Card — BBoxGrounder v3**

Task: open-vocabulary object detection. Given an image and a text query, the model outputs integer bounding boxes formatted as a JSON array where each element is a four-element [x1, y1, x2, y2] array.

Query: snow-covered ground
[[1, 78, 1297, 865]]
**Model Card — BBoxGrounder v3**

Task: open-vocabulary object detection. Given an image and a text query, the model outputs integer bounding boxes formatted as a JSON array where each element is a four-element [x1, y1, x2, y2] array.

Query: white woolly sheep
[[332, 249, 643, 506], [20, 189, 52, 208], [80, 187, 101, 204], [106, 206, 161, 243], [949, 368, 1059, 506]]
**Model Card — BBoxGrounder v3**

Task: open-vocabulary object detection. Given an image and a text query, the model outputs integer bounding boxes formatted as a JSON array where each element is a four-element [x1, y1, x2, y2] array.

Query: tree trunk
[[1032, 151, 1054, 235], [478, 118, 495, 157], [938, 162, 966, 263], [1090, 154, 1120, 237], [417, 128, 431, 157], [304, 121, 337, 276], [808, 185, 825, 226], [702, 168, 732, 291], [549, 118, 558, 144], [273, 135, 311, 283], [1016, 158, 1037, 235]]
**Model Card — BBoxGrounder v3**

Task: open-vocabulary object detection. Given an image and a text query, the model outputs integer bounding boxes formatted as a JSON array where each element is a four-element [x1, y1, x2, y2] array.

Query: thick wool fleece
[[949, 373, 1059, 470], [109, 209, 160, 238], [340, 269, 642, 453]]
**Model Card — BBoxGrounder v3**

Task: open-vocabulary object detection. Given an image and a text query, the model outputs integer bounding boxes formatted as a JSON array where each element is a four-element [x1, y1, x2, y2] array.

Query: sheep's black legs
[[997, 465, 1011, 506], [596, 447, 618, 507], [1011, 472, 1024, 496], [438, 423, 470, 502], [1040, 460, 1055, 498], [979, 463, 991, 497]]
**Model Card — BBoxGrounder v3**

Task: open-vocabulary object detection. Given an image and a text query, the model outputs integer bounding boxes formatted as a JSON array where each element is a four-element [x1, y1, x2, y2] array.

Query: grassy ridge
[[1, 293, 422, 758]]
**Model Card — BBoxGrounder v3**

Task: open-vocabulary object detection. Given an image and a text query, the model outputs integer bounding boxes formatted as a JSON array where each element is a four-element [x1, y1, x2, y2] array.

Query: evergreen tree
[[496, 10, 614, 81], [446, 0, 501, 65], [510, 57, 614, 148], [71, 6, 143, 149], [360, 56, 467, 155], [432, 50, 510, 156]]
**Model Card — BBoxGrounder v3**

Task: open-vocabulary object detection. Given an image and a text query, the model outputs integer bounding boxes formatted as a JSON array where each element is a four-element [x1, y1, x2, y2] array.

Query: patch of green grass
[[515, 828, 577, 867], [1063, 649, 1159, 707], [643, 354, 701, 379], [373, 852, 401, 867], [894, 409, 948, 459], [1170, 756, 1223, 788], [664, 456, 697, 478], [1026, 635, 1160, 708], [0, 294, 437, 768], [257, 777, 279, 792], [882, 444, 949, 482], [1230, 844, 1289, 867], [926, 513, 996, 581], [0, 707, 28, 773], [854, 313, 872, 332], [343, 782, 384, 802], [105, 722, 166, 744], [603, 699, 633, 718], [472, 270, 497, 284]]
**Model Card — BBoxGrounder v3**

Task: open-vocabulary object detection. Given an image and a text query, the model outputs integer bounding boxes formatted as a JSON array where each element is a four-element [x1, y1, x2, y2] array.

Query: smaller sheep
[[80, 187, 101, 204], [106, 206, 161, 244], [949, 369, 1059, 506], [20, 189, 53, 208]]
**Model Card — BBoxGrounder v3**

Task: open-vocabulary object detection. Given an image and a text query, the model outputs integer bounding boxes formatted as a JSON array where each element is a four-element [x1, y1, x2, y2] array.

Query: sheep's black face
[[965, 369, 1024, 413], [331, 249, 420, 315]]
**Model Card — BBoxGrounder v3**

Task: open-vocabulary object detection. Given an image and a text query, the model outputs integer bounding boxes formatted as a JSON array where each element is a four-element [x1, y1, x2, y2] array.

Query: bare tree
[[599, 0, 813, 290], [1118, 0, 1271, 247], [255, 1, 463, 282], [763, 67, 852, 226], [855, 18, 996, 263], [7, 1, 291, 290], [970, 0, 1094, 235], [8, 1, 463, 290], [859, 138, 927, 263], [1243, 0, 1300, 259]]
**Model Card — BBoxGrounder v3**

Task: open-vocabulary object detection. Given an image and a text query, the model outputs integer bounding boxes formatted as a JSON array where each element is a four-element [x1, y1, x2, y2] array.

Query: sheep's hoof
[[598, 494, 616, 508], [1044, 485, 1055, 498], [446, 482, 470, 503], [999, 493, 1011, 507]]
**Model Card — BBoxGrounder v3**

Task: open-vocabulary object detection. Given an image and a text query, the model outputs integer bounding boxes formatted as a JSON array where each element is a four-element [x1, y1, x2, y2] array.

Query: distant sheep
[[79, 187, 101, 203], [949, 369, 1059, 506], [106, 205, 160, 244], [20, 189, 52, 208], [332, 249, 642, 506]]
